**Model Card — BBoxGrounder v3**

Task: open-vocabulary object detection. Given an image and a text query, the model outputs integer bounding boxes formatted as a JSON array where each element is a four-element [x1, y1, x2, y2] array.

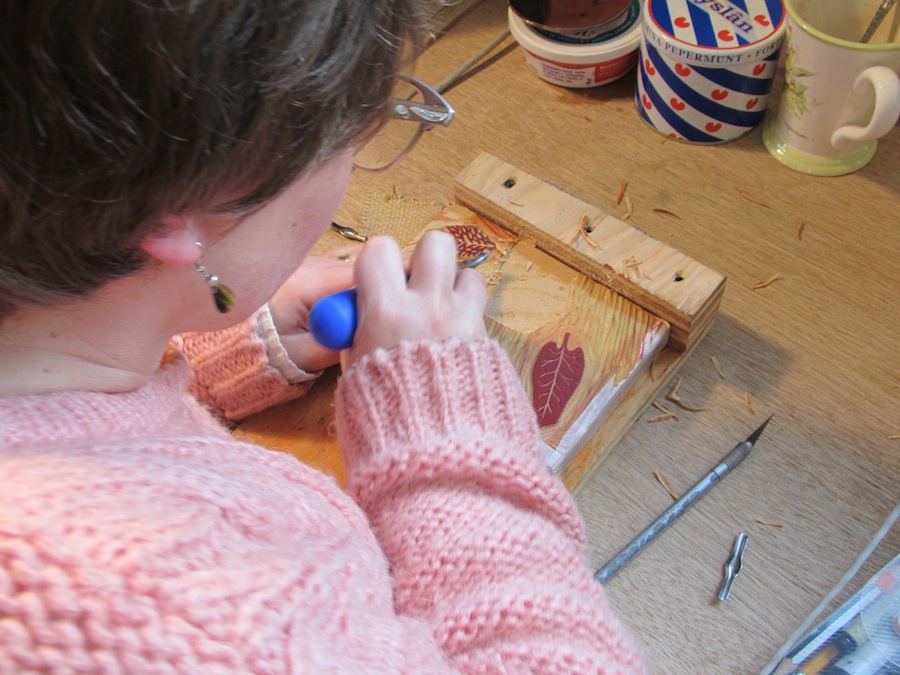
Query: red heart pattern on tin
[[637, 7, 779, 146]]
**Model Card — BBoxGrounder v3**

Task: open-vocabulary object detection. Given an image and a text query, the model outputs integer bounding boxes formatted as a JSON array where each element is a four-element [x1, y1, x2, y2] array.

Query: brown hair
[[0, 0, 427, 320]]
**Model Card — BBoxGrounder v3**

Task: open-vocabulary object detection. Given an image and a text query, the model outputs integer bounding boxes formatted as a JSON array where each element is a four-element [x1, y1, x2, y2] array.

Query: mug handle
[[831, 66, 900, 148]]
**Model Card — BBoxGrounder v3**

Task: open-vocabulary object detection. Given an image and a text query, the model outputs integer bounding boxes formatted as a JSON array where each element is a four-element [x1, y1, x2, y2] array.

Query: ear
[[139, 213, 204, 266]]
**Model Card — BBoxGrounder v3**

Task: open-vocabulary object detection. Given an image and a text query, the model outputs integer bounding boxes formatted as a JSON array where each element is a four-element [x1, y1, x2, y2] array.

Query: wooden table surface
[[238, 2, 900, 672]]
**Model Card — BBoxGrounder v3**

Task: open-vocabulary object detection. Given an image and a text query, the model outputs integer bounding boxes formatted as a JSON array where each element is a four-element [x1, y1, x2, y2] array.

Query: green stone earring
[[194, 242, 235, 313]]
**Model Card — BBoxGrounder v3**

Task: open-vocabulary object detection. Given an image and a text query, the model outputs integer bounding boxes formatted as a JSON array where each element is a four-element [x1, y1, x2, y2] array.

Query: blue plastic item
[[308, 288, 359, 351]]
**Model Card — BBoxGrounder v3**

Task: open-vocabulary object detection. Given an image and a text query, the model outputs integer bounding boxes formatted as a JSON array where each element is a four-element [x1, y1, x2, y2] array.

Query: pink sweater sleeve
[[176, 311, 312, 421], [335, 338, 646, 673]]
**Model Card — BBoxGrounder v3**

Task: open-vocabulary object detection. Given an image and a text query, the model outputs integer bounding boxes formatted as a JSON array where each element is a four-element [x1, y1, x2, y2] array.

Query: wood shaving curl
[[712, 356, 726, 380], [665, 376, 706, 412], [580, 214, 591, 231], [738, 188, 769, 207], [649, 400, 681, 423], [655, 469, 681, 500], [752, 273, 783, 289], [578, 227, 600, 248], [623, 256, 649, 281], [757, 519, 785, 528], [616, 180, 628, 205]]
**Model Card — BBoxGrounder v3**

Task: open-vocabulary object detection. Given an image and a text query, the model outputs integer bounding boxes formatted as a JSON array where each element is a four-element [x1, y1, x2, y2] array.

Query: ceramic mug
[[762, 0, 900, 176]]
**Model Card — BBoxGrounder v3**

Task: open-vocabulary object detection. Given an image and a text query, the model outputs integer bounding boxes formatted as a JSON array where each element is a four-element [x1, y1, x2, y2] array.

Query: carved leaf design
[[445, 224, 496, 259], [532, 333, 585, 428]]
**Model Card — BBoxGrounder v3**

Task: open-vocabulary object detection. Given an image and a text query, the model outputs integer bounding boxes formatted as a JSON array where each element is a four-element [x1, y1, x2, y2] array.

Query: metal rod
[[435, 28, 511, 94], [861, 0, 898, 43]]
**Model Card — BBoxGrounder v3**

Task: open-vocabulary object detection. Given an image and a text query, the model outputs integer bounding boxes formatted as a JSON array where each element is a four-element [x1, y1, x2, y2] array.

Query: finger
[[407, 230, 458, 292], [278, 332, 341, 373], [453, 268, 489, 339], [454, 266, 488, 301], [353, 236, 406, 295]]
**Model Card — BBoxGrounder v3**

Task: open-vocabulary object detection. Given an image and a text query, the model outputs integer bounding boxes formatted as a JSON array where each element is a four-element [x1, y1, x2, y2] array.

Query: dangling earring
[[194, 242, 235, 313]]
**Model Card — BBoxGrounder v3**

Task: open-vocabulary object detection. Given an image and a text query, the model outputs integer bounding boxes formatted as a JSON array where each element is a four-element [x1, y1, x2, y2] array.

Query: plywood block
[[404, 203, 669, 475], [454, 152, 726, 351]]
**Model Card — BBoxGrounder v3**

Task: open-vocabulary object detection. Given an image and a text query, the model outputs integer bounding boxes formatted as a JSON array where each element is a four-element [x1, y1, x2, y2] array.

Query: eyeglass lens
[[353, 80, 434, 173]]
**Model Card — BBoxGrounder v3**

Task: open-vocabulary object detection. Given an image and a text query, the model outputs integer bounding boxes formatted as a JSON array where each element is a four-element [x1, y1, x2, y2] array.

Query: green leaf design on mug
[[783, 25, 816, 118]]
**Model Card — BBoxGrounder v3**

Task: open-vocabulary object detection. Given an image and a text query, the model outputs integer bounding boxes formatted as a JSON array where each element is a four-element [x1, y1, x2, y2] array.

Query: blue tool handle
[[308, 287, 359, 351], [309, 250, 492, 351]]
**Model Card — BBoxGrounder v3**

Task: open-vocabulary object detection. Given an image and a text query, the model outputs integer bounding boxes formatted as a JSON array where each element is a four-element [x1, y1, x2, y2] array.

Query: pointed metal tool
[[330, 221, 368, 242], [595, 415, 772, 584]]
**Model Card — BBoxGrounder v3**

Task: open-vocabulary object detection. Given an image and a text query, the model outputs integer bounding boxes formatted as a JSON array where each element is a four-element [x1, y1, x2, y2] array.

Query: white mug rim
[[785, 0, 900, 51]]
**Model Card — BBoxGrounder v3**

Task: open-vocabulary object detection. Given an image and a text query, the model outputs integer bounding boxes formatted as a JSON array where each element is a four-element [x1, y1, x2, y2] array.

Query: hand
[[268, 245, 361, 373], [343, 231, 488, 370]]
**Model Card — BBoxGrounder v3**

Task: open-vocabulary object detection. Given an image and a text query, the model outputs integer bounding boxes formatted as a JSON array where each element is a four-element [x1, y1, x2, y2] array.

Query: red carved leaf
[[445, 224, 496, 259], [532, 333, 585, 428]]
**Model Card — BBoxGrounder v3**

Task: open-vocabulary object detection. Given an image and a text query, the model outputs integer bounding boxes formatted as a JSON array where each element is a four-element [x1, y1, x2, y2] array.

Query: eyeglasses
[[353, 74, 455, 173]]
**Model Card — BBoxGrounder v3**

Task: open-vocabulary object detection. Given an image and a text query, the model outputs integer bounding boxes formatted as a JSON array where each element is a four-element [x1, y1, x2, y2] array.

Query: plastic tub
[[509, 0, 643, 88]]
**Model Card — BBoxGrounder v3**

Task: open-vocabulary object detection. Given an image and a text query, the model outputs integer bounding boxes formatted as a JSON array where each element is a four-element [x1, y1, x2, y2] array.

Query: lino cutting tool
[[330, 221, 368, 242], [718, 532, 749, 601], [308, 248, 494, 351], [595, 416, 772, 584]]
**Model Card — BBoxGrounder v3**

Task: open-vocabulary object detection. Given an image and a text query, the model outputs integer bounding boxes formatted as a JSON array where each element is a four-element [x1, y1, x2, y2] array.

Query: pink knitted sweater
[[0, 311, 645, 673]]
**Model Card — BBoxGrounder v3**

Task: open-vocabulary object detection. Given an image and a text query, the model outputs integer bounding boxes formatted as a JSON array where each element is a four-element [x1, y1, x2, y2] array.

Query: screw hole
[[674, 273, 684, 282], [502, 178, 516, 188]]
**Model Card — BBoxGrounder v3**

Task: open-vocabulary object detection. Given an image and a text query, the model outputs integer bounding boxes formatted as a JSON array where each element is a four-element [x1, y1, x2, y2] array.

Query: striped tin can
[[636, 0, 786, 143]]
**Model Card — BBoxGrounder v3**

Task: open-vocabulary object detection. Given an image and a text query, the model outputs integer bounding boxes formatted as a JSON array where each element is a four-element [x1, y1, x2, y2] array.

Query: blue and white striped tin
[[636, 0, 786, 143]]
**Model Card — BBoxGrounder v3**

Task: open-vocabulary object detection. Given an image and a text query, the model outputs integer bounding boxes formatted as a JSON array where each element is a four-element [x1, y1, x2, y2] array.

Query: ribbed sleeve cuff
[[335, 338, 537, 464], [256, 304, 321, 385], [179, 312, 312, 421]]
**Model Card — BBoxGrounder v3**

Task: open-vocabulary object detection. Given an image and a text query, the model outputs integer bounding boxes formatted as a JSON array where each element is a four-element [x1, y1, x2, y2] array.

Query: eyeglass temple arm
[[388, 99, 454, 127]]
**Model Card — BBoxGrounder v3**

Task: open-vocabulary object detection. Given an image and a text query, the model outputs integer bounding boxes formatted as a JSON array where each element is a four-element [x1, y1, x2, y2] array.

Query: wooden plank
[[454, 152, 726, 351]]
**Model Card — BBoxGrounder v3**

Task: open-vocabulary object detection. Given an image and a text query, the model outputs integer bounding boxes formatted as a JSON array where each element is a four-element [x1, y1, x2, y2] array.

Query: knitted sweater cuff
[[336, 338, 535, 463], [334, 338, 585, 542], [177, 310, 313, 421]]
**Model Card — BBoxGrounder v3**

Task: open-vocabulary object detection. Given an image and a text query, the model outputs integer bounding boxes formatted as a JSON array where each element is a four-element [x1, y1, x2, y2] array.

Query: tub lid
[[647, 0, 785, 50]]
